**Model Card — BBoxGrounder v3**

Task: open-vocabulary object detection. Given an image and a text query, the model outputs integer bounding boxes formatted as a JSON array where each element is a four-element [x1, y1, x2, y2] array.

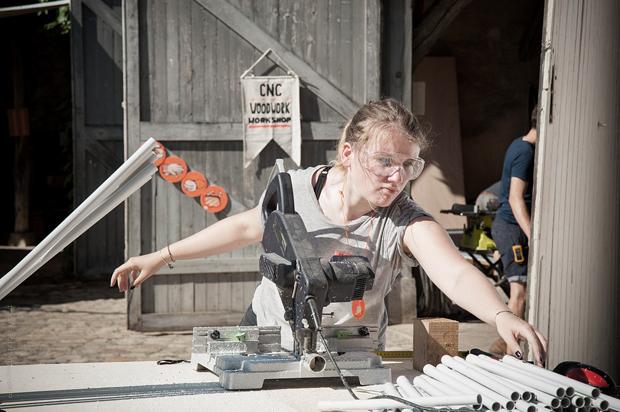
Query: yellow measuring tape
[[375, 350, 413, 359]]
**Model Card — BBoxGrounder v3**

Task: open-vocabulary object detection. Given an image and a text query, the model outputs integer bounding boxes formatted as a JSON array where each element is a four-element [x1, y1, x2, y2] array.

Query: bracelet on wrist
[[167, 244, 175, 262], [495, 309, 514, 321], [159, 248, 174, 269]]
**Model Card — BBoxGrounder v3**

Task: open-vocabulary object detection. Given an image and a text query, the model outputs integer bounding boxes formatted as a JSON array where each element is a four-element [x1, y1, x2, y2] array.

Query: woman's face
[[344, 131, 422, 208]]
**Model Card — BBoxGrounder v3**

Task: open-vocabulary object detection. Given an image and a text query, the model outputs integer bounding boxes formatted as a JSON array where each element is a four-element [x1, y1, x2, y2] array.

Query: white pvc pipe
[[466, 355, 561, 408], [381, 382, 403, 412], [453, 356, 534, 402], [413, 375, 483, 410], [423, 364, 500, 411], [317, 395, 482, 411], [442, 355, 520, 401], [598, 394, 620, 412], [515, 399, 538, 412], [396, 375, 422, 399], [394, 377, 416, 412], [437, 363, 515, 410], [43, 163, 155, 260], [413, 375, 448, 397], [383, 382, 412, 412], [502, 356, 593, 398], [429, 364, 511, 411], [590, 397, 609, 411], [573, 397, 586, 408], [0, 138, 158, 301], [0, 162, 155, 296], [468, 354, 565, 398]]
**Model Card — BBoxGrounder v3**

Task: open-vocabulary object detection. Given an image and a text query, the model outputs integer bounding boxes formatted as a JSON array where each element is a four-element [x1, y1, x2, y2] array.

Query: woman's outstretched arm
[[404, 217, 547, 365], [110, 206, 263, 291]]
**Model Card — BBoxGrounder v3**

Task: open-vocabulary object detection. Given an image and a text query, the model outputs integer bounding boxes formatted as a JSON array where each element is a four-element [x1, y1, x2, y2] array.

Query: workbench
[[0, 360, 419, 411]]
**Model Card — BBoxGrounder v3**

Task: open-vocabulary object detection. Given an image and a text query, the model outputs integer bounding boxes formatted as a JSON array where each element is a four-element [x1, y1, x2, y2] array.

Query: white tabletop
[[0, 360, 420, 411]]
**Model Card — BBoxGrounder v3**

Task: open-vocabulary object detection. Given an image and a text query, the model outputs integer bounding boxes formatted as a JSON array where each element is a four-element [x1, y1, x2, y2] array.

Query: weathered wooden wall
[[124, 0, 381, 330], [71, 0, 124, 278], [529, 0, 620, 379]]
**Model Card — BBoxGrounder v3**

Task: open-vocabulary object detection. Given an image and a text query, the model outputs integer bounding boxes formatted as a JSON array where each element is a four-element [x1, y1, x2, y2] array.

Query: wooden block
[[413, 317, 459, 370]]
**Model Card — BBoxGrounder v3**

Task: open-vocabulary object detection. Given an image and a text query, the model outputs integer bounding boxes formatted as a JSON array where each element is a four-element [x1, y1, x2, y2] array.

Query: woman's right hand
[[110, 252, 164, 292]]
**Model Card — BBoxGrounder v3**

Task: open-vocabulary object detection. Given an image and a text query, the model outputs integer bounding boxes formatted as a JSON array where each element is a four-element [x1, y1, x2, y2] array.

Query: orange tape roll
[[159, 156, 187, 183], [181, 171, 209, 197], [153, 141, 167, 166], [200, 185, 229, 213]]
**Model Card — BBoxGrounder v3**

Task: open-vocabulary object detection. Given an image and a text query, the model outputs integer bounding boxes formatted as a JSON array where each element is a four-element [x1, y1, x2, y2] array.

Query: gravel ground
[[0, 278, 432, 366]]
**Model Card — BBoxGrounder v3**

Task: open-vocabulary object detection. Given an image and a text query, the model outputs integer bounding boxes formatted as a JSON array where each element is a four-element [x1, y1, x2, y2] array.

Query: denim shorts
[[491, 217, 529, 283]]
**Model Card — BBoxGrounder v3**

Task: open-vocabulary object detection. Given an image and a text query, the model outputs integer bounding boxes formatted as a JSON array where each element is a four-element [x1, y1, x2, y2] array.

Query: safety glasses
[[360, 151, 425, 181]]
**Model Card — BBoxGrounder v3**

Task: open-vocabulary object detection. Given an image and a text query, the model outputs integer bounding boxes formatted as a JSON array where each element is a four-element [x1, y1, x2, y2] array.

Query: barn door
[[528, 0, 620, 374], [123, 0, 381, 331], [71, 0, 124, 278]]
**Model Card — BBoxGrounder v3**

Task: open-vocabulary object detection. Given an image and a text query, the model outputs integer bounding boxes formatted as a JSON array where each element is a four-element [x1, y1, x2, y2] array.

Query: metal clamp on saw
[[190, 172, 390, 390], [260, 172, 375, 357]]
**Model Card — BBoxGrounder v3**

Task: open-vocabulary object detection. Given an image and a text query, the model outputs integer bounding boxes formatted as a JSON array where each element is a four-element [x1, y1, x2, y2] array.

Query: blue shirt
[[497, 137, 535, 224]]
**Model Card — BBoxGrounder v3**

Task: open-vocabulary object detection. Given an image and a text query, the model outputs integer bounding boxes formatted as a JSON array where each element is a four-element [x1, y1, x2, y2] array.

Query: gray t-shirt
[[252, 166, 431, 350]]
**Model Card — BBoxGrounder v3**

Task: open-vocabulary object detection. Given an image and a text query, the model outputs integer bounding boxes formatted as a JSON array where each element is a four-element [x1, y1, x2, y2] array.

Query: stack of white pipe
[[0, 138, 159, 301], [317, 354, 620, 412]]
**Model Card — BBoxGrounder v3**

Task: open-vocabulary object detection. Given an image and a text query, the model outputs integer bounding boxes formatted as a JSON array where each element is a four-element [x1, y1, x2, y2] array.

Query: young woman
[[111, 99, 547, 365]]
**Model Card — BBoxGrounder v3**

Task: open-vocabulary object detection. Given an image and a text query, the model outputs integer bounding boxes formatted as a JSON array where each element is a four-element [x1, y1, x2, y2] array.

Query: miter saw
[[191, 173, 391, 390]]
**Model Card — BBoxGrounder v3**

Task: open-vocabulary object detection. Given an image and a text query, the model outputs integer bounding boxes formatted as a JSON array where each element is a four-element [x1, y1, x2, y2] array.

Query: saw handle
[[261, 172, 295, 222]]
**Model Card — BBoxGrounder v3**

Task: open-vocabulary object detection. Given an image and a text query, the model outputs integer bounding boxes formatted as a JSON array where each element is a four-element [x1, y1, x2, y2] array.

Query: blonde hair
[[332, 98, 429, 169]]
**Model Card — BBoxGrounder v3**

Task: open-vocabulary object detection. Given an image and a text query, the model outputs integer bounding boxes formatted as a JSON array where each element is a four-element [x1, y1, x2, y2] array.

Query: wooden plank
[[140, 121, 342, 141], [152, 0, 168, 122], [190, 0, 206, 122], [350, 0, 365, 104], [364, 0, 381, 101], [181, 274, 196, 313], [140, 311, 245, 331], [123, 0, 143, 330], [381, 0, 412, 106], [70, 0, 87, 275], [82, 0, 121, 35], [179, 0, 193, 123], [153, 258, 258, 275], [165, 0, 181, 122], [84, 138, 122, 170], [194, 0, 357, 119], [113, 18, 123, 126], [84, 126, 123, 140]]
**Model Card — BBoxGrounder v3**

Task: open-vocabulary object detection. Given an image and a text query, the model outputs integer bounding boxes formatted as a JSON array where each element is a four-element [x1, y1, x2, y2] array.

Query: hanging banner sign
[[241, 75, 301, 168]]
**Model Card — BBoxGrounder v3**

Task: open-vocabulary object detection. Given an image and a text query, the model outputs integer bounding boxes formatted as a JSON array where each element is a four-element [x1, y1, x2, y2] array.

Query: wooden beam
[[84, 138, 121, 171], [140, 312, 245, 331], [123, 0, 143, 331], [382, 0, 413, 108], [412, 0, 472, 70], [82, 0, 121, 35], [84, 126, 123, 141], [153, 257, 259, 275], [194, 0, 358, 119], [140, 121, 342, 141]]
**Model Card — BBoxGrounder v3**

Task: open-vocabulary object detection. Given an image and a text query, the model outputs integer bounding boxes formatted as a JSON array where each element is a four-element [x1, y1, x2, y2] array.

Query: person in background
[[475, 181, 502, 212], [490, 105, 538, 354], [111, 99, 546, 365]]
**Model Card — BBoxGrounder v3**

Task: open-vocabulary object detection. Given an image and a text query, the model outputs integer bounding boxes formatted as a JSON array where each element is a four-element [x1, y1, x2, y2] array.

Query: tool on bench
[[191, 172, 391, 390], [441, 203, 507, 289]]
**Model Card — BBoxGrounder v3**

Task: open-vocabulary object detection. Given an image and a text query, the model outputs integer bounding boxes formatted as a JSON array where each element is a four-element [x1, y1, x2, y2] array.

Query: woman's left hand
[[496, 311, 548, 366]]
